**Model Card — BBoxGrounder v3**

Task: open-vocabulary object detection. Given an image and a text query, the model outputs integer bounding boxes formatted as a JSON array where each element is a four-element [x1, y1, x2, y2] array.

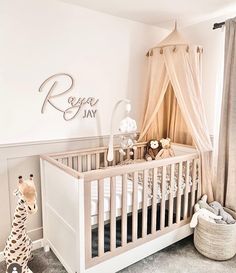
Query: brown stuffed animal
[[156, 138, 175, 159], [145, 139, 160, 161]]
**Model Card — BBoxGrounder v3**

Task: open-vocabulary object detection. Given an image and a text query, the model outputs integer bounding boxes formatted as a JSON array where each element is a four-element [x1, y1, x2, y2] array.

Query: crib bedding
[[90, 172, 198, 225]]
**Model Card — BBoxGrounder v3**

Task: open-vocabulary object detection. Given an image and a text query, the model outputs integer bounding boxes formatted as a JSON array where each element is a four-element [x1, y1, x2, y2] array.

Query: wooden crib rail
[[40, 154, 84, 179], [83, 152, 199, 182], [46, 141, 148, 158], [84, 154, 200, 268]]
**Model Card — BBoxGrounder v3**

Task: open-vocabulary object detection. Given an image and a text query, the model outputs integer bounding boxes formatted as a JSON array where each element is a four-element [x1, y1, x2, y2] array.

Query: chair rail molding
[[0, 134, 118, 251]]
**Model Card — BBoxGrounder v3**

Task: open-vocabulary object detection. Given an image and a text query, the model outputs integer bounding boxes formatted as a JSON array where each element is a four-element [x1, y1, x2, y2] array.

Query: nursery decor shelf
[[40, 142, 200, 273]]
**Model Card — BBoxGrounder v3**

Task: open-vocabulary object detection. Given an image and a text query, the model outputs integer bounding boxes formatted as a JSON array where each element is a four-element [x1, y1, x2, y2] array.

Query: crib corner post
[[40, 157, 50, 253], [75, 178, 86, 273]]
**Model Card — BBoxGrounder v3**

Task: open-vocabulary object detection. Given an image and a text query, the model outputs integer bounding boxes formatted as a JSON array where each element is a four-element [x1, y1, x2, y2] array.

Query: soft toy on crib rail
[[145, 139, 160, 161], [4, 175, 38, 273], [156, 138, 175, 159]]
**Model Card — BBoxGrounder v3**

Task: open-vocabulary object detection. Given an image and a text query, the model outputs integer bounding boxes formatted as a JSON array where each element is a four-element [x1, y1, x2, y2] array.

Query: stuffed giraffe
[[4, 175, 38, 273]]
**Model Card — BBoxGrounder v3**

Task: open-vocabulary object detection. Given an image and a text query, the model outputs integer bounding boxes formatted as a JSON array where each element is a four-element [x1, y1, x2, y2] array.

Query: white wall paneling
[[0, 135, 118, 251]]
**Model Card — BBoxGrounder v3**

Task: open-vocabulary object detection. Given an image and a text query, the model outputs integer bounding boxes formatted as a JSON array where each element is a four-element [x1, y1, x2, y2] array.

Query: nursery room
[[1, 0, 236, 272]]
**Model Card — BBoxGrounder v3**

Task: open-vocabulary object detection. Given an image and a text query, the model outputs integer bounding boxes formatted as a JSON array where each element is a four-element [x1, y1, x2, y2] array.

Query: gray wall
[[0, 135, 111, 251]]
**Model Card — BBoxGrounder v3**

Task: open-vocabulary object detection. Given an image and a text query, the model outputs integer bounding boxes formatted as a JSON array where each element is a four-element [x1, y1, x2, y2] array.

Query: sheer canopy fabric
[[139, 39, 213, 200], [151, 83, 193, 145]]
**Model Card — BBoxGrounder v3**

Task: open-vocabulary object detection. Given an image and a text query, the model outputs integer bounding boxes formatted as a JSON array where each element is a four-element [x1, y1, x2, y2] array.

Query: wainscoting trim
[[0, 239, 44, 263], [0, 134, 121, 251]]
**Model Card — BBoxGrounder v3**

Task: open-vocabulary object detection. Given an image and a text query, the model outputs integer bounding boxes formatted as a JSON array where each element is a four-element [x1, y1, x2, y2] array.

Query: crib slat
[[87, 155, 91, 171], [132, 172, 138, 242], [104, 152, 108, 167], [176, 162, 182, 223], [68, 157, 73, 168], [197, 159, 201, 200], [110, 177, 116, 252], [72, 156, 77, 171], [184, 161, 190, 219], [133, 147, 138, 160], [78, 156, 82, 172], [112, 150, 116, 166], [160, 166, 166, 230], [96, 153, 100, 170], [168, 164, 175, 226], [151, 168, 158, 234], [142, 169, 148, 237], [140, 147, 144, 159], [122, 174, 127, 246], [84, 182, 92, 263], [127, 149, 130, 160], [119, 153, 124, 162], [98, 179, 104, 256], [190, 159, 197, 216]]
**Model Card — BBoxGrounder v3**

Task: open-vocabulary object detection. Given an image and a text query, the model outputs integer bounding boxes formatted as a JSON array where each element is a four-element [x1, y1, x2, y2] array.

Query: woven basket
[[194, 208, 236, 261]]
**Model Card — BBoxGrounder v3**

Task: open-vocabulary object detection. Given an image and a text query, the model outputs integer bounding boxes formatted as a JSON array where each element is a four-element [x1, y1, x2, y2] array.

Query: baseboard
[[0, 239, 44, 263]]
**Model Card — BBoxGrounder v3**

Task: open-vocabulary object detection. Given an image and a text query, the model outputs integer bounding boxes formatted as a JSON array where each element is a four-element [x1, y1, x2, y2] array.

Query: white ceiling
[[61, 0, 236, 28]]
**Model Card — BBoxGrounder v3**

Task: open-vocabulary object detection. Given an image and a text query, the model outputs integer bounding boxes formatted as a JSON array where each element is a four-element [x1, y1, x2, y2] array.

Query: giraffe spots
[[13, 223, 18, 226], [15, 214, 21, 218], [10, 250, 15, 253], [21, 247, 26, 252], [12, 240, 17, 244]]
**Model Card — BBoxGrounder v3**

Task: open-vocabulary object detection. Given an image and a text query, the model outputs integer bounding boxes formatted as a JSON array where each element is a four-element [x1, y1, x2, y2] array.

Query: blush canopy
[[139, 27, 213, 201]]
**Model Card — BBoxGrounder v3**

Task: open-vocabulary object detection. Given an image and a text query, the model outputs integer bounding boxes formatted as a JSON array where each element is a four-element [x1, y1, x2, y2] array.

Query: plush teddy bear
[[156, 138, 175, 159], [145, 139, 160, 161]]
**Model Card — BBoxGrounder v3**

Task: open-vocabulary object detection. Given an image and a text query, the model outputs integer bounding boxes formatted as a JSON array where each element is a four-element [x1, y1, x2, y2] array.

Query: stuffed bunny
[[190, 203, 222, 228], [209, 201, 236, 224]]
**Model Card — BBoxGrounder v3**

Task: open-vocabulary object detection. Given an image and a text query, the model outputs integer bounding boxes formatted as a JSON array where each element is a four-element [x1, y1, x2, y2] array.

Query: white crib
[[40, 142, 201, 273]]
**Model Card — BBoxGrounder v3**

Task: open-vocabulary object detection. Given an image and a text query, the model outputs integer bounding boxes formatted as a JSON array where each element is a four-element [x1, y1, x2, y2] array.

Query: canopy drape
[[139, 30, 214, 200], [152, 83, 193, 145]]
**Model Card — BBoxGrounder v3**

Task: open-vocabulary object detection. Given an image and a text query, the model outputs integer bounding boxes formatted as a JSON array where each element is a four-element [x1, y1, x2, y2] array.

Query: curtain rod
[[213, 21, 225, 30]]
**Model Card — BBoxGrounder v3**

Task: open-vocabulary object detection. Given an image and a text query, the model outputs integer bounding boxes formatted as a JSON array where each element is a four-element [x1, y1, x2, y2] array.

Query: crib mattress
[[90, 174, 197, 225]]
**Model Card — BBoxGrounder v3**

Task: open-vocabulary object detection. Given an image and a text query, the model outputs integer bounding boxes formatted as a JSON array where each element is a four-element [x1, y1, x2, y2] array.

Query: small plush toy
[[195, 194, 215, 214], [4, 175, 38, 273], [145, 139, 160, 161], [190, 203, 222, 228], [156, 138, 175, 159], [209, 201, 236, 224]]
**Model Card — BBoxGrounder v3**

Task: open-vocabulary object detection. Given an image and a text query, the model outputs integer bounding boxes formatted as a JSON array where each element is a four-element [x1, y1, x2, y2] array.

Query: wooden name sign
[[39, 73, 99, 121]]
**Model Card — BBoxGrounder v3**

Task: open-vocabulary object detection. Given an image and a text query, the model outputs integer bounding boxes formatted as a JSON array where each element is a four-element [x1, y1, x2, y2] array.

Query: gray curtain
[[215, 18, 236, 211]]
